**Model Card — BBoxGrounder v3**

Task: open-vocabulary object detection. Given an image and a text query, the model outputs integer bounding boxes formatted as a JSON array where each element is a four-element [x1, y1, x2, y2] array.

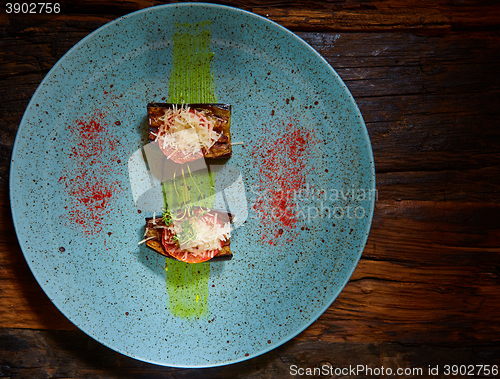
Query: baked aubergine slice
[[147, 103, 231, 164], [143, 208, 233, 263]]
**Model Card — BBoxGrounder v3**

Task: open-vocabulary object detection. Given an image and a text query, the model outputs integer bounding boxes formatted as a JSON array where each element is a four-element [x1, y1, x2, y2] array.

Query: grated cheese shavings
[[138, 236, 155, 245], [156, 105, 220, 156], [168, 213, 230, 256]]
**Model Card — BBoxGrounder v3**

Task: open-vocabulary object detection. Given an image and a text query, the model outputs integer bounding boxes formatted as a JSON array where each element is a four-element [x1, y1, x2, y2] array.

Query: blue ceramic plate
[[10, 3, 375, 367]]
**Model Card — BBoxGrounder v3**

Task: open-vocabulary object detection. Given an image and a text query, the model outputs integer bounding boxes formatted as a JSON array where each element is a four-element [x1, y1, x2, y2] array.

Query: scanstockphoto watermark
[[290, 183, 377, 203], [249, 184, 377, 222], [290, 364, 425, 377], [251, 202, 370, 223], [290, 364, 499, 377], [250, 183, 378, 203]]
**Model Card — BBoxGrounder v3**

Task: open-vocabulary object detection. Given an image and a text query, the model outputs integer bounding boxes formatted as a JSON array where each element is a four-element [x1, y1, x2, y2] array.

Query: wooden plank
[[259, 5, 500, 33], [259, 0, 500, 32], [338, 62, 500, 98], [367, 201, 500, 260], [0, 329, 499, 377], [302, 31, 500, 68], [308, 263, 500, 345], [6, 1, 497, 32], [367, 115, 500, 173], [376, 167, 500, 203]]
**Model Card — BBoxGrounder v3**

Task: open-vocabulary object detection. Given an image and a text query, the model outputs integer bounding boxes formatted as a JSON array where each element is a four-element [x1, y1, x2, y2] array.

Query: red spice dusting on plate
[[59, 109, 121, 236], [252, 118, 317, 245]]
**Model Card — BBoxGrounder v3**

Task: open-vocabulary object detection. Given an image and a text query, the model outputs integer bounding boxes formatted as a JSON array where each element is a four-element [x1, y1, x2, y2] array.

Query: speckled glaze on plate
[[9, 3, 375, 368]]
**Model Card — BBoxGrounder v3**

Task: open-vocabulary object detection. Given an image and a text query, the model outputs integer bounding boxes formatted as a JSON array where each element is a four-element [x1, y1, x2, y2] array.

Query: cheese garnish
[[169, 212, 230, 256], [156, 105, 220, 157]]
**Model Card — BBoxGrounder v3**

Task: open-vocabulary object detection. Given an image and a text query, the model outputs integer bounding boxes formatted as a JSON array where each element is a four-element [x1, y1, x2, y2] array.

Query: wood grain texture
[[1, 0, 500, 376], [5, 1, 499, 32], [1, 329, 499, 378]]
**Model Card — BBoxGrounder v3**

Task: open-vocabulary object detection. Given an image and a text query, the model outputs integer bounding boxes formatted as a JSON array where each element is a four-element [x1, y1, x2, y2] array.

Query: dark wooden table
[[1, 1, 499, 378]]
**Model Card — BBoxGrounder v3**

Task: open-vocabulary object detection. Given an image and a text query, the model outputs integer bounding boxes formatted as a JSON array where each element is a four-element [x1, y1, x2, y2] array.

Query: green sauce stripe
[[163, 21, 218, 320], [168, 21, 217, 104]]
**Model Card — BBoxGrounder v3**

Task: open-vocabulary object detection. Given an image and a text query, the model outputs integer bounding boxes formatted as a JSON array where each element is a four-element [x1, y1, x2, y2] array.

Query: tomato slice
[[158, 142, 203, 164], [161, 208, 225, 263], [169, 246, 220, 263], [162, 228, 221, 263], [156, 108, 214, 164]]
